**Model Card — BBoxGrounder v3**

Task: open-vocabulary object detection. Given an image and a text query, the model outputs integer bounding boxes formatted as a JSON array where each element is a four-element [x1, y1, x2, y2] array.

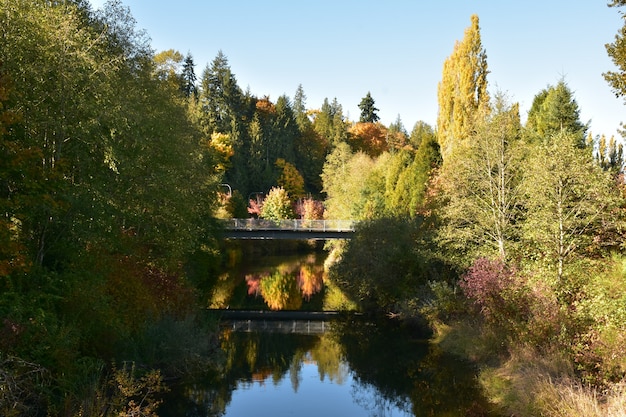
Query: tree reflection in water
[[160, 318, 499, 417]]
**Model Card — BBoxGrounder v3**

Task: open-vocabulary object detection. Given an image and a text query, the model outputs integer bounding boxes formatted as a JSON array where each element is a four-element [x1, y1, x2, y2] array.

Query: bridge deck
[[220, 219, 356, 240]]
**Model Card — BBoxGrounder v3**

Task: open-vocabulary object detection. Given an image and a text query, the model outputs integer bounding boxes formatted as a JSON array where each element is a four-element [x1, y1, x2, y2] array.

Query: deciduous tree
[[522, 130, 621, 284], [260, 186, 294, 221], [439, 94, 523, 264], [437, 14, 489, 161]]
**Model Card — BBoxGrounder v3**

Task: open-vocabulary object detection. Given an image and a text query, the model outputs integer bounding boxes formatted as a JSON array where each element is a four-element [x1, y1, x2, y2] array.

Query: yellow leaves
[[210, 132, 234, 172], [437, 14, 489, 161], [153, 49, 184, 82], [275, 158, 305, 199]]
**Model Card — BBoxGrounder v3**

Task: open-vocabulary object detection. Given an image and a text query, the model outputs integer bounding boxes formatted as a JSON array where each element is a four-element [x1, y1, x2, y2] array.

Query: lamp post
[[220, 183, 232, 197], [248, 192, 264, 202]]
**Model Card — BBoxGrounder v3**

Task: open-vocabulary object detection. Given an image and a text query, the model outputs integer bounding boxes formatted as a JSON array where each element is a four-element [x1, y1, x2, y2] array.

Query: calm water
[[159, 251, 499, 416]]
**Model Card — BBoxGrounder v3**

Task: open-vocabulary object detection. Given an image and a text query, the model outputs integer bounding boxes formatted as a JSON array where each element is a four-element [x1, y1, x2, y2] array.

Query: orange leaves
[[255, 96, 276, 115], [348, 122, 388, 157]]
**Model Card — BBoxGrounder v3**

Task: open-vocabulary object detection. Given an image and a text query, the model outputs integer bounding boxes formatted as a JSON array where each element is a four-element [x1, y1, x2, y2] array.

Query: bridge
[[220, 219, 356, 240]]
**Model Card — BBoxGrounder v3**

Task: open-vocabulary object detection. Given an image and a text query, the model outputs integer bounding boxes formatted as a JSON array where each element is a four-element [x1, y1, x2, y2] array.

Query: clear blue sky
[[90, 0, 625, 138]]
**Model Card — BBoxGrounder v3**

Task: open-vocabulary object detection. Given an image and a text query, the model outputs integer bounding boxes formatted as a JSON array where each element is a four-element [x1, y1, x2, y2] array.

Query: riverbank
[[431, 319, 626, 416]]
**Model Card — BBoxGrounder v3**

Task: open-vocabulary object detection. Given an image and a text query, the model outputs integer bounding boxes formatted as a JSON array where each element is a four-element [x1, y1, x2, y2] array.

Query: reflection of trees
[[243, 258, 326, 310], [163, 318, 496, 416], [259, 271, 302, 310], [352, 380, 411, 417], [208, 272, 239, 308], [335, 319, 494, 416], [310, 335, 349, 384], [297, 264, 324, 300], [169, 331, 319, 416]]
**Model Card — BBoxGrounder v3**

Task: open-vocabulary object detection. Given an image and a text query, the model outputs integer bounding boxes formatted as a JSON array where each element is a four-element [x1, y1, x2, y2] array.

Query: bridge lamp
[[220, 183, 232, 197]]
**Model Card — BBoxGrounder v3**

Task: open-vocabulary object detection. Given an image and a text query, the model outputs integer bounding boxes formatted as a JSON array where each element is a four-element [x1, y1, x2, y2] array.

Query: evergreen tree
[[437, 14, 489, 161], [181, 52, 197, 98], [525, 79, 587, 146], [313, 97, 347, 148], [387, 114, 408, 150], [358, 91, 380, 123], [596, 134, 624, 174], [199, 50, 243, 134], [293, 84, 310, 131]]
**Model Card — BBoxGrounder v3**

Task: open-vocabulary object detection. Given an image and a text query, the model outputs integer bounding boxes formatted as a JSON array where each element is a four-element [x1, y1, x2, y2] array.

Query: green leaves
[[522, 130, 621, 282], [260, 186, 295, 222]]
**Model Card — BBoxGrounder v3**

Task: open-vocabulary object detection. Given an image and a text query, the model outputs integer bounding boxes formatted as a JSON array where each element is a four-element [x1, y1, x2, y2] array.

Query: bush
[[260, 187, 294, 222]]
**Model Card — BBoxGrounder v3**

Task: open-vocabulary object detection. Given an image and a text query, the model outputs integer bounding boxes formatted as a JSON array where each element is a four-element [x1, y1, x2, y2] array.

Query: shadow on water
[[160, 316, 500, 416]]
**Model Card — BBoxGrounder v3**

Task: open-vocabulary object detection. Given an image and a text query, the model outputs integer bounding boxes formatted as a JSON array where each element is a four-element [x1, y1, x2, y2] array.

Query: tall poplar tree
[[436, 14, 489, 161]]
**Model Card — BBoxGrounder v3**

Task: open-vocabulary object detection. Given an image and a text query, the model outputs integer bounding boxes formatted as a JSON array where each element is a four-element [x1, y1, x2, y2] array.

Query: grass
[[477, 346, 626, 417]]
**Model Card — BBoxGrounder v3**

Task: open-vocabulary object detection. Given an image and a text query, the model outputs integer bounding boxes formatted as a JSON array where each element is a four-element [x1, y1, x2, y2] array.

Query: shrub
[[460, 258, 523, 324], [260, 187, 294, 222]]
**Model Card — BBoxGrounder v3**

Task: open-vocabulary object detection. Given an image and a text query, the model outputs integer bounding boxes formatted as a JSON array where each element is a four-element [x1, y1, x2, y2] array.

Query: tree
[[260, 186, 294, 221], [437, 14, 489, 161], [348, 122, 387, 156], [198, 50, 243, 134], [525, 79, 587, 146], [605, 1, 626, 113], [522, 130, 621, 284], [439, 93, 523, 264], [408, 120, 436, 149], [321, 143, 378, 220], [313, 97, 348, 148], [387, 114, 408, 150], [293, 85, 327, 194], [596, 134, 624, 174], [358, 91, 380, 123], [153, 49, 183, 84], [387, 130, 441, 218], [275, 158, 305, 199], [328, 218, 427, 313], [180, 52, 197, 98]]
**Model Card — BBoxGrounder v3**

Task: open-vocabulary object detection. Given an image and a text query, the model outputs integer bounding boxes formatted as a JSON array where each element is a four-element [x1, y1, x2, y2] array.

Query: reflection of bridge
[[214, 310, 358, 334], [220, 219, 356, 240], [225, 319, 331, 334], [216, 310, 336, 334]]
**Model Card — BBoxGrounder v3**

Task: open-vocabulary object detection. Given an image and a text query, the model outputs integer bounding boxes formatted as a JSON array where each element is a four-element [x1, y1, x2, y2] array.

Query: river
[[159, 249, 500, 416]]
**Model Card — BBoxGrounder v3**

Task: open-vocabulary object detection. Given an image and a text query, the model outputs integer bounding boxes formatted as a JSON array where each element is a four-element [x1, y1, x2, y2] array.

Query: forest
[[2, 0, 626, 416]]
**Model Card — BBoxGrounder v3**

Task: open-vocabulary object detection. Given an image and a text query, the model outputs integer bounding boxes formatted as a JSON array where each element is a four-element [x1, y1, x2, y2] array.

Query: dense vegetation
[[2, 0, 626, 416]]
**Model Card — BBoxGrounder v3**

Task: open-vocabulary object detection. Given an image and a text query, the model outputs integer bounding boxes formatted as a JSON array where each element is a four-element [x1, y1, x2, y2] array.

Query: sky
[[89, 0, 626, 138]]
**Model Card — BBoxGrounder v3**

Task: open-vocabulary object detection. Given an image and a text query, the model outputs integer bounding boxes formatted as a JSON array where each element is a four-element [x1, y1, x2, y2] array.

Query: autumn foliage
[[348, 122, 388, 156]]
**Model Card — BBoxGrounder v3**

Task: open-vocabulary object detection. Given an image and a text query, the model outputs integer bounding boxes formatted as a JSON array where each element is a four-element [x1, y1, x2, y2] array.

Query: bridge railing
[[221, 218, 356, 232]]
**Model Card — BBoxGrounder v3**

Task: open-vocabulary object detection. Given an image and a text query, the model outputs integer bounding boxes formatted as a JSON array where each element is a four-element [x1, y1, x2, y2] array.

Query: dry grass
[[479, 347, 626, 417], [534, 379, 626, 417]]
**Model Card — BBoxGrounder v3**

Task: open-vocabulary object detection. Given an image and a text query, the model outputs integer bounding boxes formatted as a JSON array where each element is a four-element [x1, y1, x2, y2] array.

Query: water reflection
[[210, 254, 327, 311], [160, 318, 497, 416]]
